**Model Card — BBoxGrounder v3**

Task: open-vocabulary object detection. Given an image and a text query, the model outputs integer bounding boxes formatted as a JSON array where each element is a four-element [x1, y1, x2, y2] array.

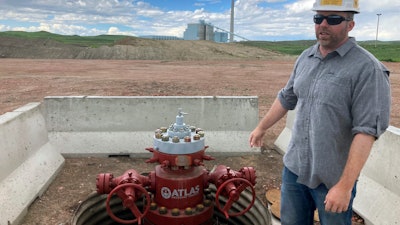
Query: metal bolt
[[162, 135, 169, 142], [184, 136, 191, 142], [204, 199, 212, 207], [155, 132, 162, 139], [160, 127, 167, 133], [159, 206, 167, 214], [196, 204, 205, 212], [190, 126, 196, 132], [150, 202, 157, 210], [171, 208, 180, 216], [185, 207, 193, 215], [198, 131, 205, 137], [172, 136, 180, 143]]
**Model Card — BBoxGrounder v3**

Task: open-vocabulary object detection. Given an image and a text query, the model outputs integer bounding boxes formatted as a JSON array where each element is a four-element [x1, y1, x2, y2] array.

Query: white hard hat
[[312, 0, 360, 13]]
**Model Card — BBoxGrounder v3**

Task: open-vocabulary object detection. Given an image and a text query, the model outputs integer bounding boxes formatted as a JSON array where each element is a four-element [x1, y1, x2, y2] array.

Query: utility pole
[[375, 13, 382, 48], [230, 0, 234, 42]]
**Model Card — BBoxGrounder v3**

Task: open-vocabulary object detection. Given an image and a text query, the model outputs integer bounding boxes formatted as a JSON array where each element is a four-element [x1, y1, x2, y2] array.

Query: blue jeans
[[280, 167, 356, 225]]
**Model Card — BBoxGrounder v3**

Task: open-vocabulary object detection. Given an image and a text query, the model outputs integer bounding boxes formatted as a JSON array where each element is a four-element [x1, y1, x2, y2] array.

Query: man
[[249, 0, 391, 224]]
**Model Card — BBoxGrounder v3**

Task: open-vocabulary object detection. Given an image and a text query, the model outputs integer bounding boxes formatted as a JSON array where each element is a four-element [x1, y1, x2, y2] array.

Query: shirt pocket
[[314, 73, 351, 108]]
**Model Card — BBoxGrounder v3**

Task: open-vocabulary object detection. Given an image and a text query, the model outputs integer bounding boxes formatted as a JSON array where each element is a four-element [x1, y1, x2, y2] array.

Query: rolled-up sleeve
[[351, 62, 391, 138], [278, 58, 302, 110]]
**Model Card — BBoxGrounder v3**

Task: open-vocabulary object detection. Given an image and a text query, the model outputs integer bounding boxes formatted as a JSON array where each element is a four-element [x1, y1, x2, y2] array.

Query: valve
[[215, 177, 256, 218], [95, 109, 258, 225], [105, 183, 151, 225]]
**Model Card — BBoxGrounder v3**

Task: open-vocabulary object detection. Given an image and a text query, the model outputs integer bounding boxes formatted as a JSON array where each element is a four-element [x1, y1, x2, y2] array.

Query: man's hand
[[248, 98, 288, 148], [249, 127, 266, 147], [324, 184, 352, 213], [324, 133, 375, 213]]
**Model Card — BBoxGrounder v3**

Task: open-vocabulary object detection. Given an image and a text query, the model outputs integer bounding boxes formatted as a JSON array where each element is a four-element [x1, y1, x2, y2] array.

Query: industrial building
[[140, 0, 233, 43], [138, 21, 228, 43], [183, 20, 229, 43], [140, 35, 183, 40]]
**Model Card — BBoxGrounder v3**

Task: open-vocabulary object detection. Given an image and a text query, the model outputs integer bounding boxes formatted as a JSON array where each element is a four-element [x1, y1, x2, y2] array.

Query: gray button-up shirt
[[278, 37, 391, 189]]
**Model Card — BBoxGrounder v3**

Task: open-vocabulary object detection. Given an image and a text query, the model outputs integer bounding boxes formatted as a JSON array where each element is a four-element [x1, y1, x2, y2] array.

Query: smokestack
[[230, 0, 234, 42]]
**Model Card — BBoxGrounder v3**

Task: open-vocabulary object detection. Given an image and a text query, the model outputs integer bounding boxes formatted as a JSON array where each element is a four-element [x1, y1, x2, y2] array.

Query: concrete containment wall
[[274, 110, 400, 225], [1, 96, 398, 225], [1, 96, 258, 225], [0, 103, 65, 225], [43, 96, 258, 156], [354, 126, 400, 225]]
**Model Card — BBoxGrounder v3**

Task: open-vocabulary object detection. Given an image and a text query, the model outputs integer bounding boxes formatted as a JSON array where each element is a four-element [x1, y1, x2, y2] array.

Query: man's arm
[[249, 98, 288, 147], [324, 133, 375, 213]]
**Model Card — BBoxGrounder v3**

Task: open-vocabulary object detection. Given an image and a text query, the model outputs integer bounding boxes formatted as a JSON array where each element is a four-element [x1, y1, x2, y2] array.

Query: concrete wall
[[43, 96, 258, 157], [0, 103, 65, 225], [3, 96, 398, 225], [274, 110, 400, 225]]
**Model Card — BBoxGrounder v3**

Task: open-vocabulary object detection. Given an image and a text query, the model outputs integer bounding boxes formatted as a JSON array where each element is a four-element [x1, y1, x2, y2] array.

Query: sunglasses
[[313, 14, 351, 25]]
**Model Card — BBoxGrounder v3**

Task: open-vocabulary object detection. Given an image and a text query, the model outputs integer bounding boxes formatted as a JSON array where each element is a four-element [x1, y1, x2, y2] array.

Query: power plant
[[144, 0, 247, 43]]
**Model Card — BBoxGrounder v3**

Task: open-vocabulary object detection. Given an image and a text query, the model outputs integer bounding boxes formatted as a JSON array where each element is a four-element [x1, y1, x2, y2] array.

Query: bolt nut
[[171, 208, 180, 216], [172, 136, 180, 143], [204, 199, 212, 207], [160, 127, 167, 133], [155, 132, 162, 139], [159, 206, 167, 214], [150, 202, 157, 210], [198, 131, 205, 137], [185, 207, 193, 215], [190, 126, 196, 132], [196, 204, 205, 212], [184, 136, 191, 142], [162, 135, 169, 142], [193, 134, 200, 140]]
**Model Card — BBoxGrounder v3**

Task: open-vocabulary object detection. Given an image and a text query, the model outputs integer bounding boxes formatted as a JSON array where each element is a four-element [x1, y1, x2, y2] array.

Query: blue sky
[[0, 0, 399, 41]]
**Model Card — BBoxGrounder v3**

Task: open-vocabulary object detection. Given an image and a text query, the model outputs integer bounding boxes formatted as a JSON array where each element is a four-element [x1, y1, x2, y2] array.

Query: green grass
[[360, 41, 400, 62], [240, 40, 400, 62], [239, 40, 316, 56], [0, 31, 129, 48], [1, 31, 399, 62]]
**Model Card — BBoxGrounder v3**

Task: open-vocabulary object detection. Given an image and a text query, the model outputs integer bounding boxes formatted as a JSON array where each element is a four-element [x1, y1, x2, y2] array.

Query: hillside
[[0, 34, 287, 60]]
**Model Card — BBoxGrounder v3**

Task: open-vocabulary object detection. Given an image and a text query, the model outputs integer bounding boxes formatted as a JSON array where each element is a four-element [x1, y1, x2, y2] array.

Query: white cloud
[[284, 0, 314, 14], [0, 0, 398, 41], [107, 26, 131, 35]]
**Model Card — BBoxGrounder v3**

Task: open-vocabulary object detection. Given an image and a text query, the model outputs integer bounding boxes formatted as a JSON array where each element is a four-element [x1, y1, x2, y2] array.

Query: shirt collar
[[308, 37, 357, 58]]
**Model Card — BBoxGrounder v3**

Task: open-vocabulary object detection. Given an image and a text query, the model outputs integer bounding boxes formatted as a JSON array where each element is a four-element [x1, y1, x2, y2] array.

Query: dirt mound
[[0, 36, 82, 58], [0, 36, 285, 60]]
